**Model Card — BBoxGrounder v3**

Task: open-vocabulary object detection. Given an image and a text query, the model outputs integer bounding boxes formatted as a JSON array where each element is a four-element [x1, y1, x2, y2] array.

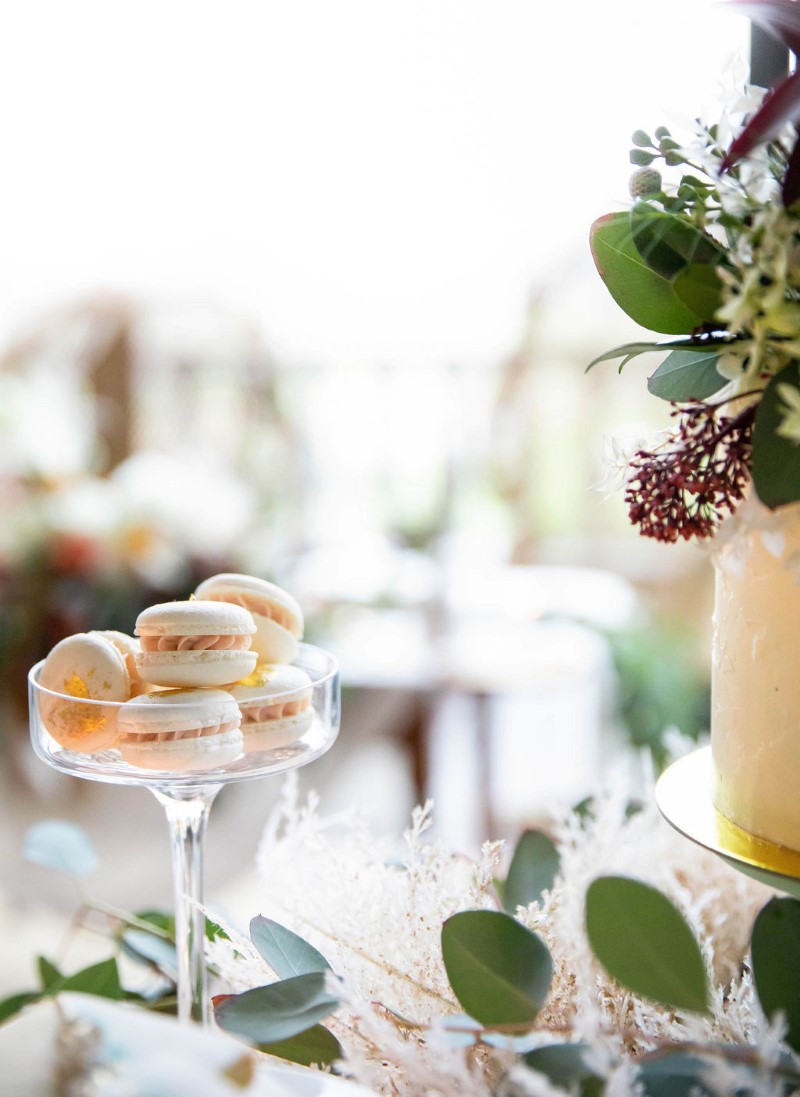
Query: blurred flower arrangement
[[4, 774, 800, 1096], [591, 0, 800, 543], [0, 299, 294, 738]]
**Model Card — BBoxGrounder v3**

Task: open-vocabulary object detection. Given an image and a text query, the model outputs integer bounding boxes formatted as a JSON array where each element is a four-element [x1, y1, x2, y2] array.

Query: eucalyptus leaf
[[503, 830, 560, 913], [647, 350, 727, 402], [257, 1024, 342, 1067], [585, 876, 709, 1013], [586, 340, 662, 371], [636, 1051, 715, 1097], [587, 332, 733, 373], [121, 930, 179, 980], [672, 263, 724, 323], [250, 916, 331, 979], [441, 910, 552, 1027], [630, 206, 725, 279], [0, 992, 42, 1025], [23, 819, 98, 877], [439, 1013, 484, 1048], [482, 1030, 539, 1052], [214, 972, 339, 1045], [523, 1042, 604, 1097], [590, 213, 707, 334], [752, 361, 800, 507], [752, 897, 800, 1052]]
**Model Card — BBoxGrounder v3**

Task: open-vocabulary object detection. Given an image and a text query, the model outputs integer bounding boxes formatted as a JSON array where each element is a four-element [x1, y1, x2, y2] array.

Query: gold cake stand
[[655, 745, 800, 899]]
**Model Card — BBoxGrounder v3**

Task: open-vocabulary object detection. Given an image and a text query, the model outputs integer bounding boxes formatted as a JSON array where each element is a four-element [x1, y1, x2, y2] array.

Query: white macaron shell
[[135, 648, 258, 688], [251, 617, 298, 665], [89, 630, 147, 694], [117, 689, 243, 771], [241, 709, 314, 752], [39, 633, 131, 752], [194, 574, 304, 638], [228, 663, 312, 702], [135, 600, 256, 637]]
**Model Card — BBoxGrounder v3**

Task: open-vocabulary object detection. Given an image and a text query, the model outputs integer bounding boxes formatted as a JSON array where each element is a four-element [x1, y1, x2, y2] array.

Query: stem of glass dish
[[152, 784, 221, 1024]]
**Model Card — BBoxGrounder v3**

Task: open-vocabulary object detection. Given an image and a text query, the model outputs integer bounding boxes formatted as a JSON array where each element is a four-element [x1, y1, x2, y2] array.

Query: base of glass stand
[[655, 745, 800, 899]]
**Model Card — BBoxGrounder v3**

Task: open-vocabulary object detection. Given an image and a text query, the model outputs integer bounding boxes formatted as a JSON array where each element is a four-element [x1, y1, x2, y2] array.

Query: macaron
[[134, 600, 258, 688], [194, 574, 303, 665], [89, 630, 147, 695], [38, 632, 132, 751], [117, 689, 244, 771], [228, 663, 314, 751]]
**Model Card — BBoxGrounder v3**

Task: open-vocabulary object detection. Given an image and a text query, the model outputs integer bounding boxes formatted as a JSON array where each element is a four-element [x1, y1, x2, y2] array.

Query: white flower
[[591, 434, 647, 498]]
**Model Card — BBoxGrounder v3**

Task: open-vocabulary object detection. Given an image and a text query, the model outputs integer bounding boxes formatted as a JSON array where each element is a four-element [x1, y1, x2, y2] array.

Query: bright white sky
[[0, 0, 748, 368]]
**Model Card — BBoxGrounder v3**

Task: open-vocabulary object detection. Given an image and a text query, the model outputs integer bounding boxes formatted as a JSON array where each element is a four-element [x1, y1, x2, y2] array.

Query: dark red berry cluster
[[624, 404, 754, 542]]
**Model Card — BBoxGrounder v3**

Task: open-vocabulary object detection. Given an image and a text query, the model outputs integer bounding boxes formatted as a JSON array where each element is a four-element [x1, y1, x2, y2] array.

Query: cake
[[711, 505, 800, 851]]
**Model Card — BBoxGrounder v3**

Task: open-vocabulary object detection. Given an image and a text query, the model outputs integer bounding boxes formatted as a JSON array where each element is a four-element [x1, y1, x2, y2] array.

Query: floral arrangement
[[591, 0, 800, 542], [5, 772, 800, 1097]]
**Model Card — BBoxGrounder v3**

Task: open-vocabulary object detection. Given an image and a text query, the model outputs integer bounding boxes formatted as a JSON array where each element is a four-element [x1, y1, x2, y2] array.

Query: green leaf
[[587, 340, 663, 371], [250, 916, 331, 979], [214, 972, 339, 1045], [587, 332, 734, 373], [121, 930, 178, 980], [672, 263, 724, 323], [23, 820, 97, 876], [636, 1051, 715, 1097], [752, 897, 800, 1053], [503, 830, 560, 913], [37, 956, 63, 991], [36, 956, 122, 1001], [647, 350, 727, 402], [523, 1043, 604, 1097], [60, 958, 123, 1000], [257, 1024, 342, 1067], [590, 213, 709, 334], [752, 361, 800, 508], [585, 876, 708, 1013], [0, 992, 42, 1025], [205, 916, 229, 942], [441, 910, 552, 1027], [629, 206, 725, 279]]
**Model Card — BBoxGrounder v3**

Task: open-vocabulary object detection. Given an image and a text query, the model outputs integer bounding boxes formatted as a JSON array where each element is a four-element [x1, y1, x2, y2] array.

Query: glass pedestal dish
[[28, 642, 340, 1024]]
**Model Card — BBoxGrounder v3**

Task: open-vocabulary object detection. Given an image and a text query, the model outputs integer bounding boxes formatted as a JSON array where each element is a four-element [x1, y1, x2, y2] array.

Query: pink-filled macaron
[[38, 632, 132, 751], [228, 663, 314, 751], [117, 689, 244, 771], [89, 630, 148, 695], [134, 600, 258, 688], [194, 574, 303, 665]]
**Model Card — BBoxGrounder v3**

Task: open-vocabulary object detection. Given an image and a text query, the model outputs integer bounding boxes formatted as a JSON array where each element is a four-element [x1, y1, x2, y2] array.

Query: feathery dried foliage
[[210, 772, 780, 1097]]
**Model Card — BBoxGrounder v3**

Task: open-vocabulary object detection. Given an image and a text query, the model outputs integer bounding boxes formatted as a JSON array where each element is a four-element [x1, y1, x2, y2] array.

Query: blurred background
[[0, 0, 746, 988]]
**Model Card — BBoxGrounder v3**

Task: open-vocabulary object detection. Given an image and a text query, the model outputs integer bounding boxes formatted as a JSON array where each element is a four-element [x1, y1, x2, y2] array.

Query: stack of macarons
[[36, 573, 315, 772]]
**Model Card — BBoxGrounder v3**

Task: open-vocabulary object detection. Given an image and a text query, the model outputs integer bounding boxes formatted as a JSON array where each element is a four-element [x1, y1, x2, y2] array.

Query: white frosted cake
[[711, 504, 800, 851]]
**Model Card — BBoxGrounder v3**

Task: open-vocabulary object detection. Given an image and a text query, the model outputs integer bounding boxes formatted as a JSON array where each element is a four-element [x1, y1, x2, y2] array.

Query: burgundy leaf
[[724, 0, 800, 54], [782, 131, 800, 203], [723, 70, 800, 169]]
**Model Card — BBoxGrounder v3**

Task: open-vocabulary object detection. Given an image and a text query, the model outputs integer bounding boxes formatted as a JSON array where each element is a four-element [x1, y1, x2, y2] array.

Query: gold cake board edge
[[655, 745, 800, 897]]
